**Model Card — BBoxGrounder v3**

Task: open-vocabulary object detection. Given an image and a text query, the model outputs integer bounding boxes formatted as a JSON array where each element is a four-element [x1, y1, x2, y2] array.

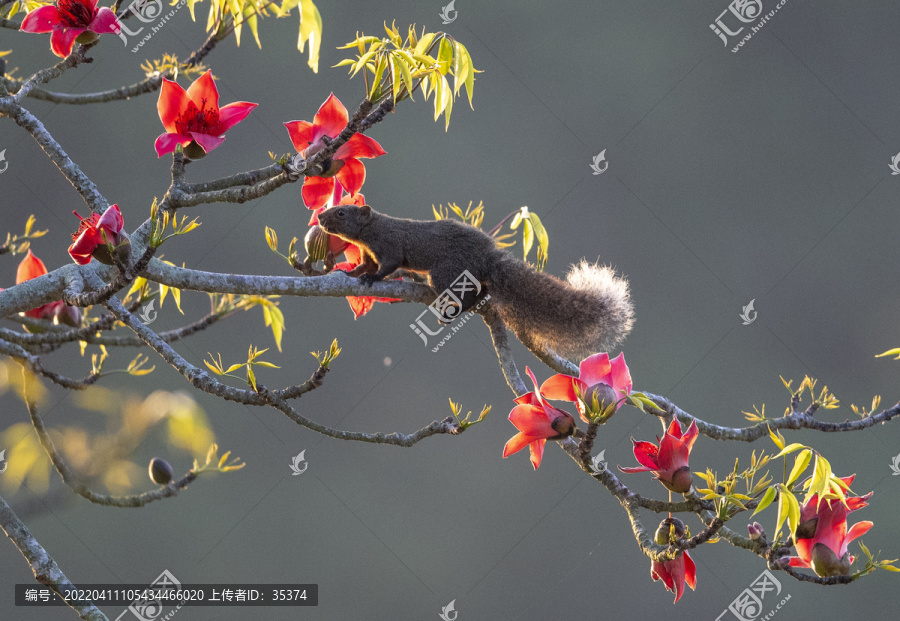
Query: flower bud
[[747, 522, 763, 540], [549, 413, 576, 439], [149, 457, 174, 485], [75, 31, 99, 46], [53, 303, 82, 328], [182, 140, 208, 161], [661, 466, 693, 494], [809, 542, 852, 577], [654, 517, 686, 545], [580, 382, 618, 418], [794, 517, 818, 540], [304, 225, 331, 262]]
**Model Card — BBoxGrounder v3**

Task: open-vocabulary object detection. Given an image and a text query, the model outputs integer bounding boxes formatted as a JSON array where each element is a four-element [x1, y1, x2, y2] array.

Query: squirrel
[[317, 204, 634, 361]]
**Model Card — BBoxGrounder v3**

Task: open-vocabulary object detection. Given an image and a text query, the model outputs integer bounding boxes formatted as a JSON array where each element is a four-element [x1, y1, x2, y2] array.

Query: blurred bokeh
[[2, 0, 900, 619]]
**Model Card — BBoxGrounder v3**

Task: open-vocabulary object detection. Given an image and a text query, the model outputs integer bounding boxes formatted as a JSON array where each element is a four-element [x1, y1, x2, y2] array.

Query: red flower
[[284, 94, 386, 210], [789, 474, 874, 577], [155, 70, 257, 159], [68, 204, 128, 266], [503, 367, 577, 469], [21, 0, 121, 58], [541, 352, 632, 421], [13, 250, 81, 326], [651, 552, 697, 604], [619, 418, 698, 493]]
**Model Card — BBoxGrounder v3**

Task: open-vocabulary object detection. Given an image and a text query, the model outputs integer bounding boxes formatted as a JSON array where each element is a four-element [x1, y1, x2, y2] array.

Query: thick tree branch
[[0, 494, 109, 620], [0, 338, 100, 389]]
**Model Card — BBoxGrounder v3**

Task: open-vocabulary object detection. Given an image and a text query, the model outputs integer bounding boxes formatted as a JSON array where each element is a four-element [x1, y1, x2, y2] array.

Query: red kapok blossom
[[619, 418, 698, 493], [155, 70, 257, 159], [284, 94, 386, 210], [789, 474, 874, 577], [503, 367, 577, 469], [13, 250, 81, 327], [652, 552, 697, 604], [21, 0, 121, 58], [541, 351, 632, 421], [651, 517, 697, 603], [68, 204, 129, 266]]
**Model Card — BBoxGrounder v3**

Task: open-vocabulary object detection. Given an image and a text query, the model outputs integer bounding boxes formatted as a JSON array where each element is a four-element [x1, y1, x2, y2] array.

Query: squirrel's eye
[[336, 209, 345, 218]]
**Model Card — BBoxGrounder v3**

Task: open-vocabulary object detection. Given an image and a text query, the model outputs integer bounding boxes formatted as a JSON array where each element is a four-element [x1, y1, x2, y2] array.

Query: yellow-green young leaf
[[784, 489, 801, 540], [247, 366, 257, 391], [807, 454, 832, 507], [298, 0, 323, 73], [436, 37, 453, 75], [876, 348, 900, 360], [262, 304, 285, 351], [227, 0, 243, 45], [265, 226, 278, 252], [773, 442, 806, 459], [451, 40, 468, 96], [786, 449, 812, 487], [389, 55, 401, 103], [459, 41, 476, 108], [768, 425, 785, 450], [245, 9, 261, 49], [218, 450, 232, 469], [396, 52, 415, 98], [224, 362, 245, 374], [415, 32, 436, 55], [521, 217, 534, 259], [443, 76, 453, 130], [752, 486, 777, 516], [528, 212, 549, 263]]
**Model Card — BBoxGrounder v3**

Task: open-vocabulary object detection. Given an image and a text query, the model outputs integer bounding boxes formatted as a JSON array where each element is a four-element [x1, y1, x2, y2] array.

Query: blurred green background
[[2, 0, 900, 619]]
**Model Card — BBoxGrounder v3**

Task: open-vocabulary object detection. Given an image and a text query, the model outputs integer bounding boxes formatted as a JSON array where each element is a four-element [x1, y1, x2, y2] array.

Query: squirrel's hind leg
[[429, 262, 486, 320]]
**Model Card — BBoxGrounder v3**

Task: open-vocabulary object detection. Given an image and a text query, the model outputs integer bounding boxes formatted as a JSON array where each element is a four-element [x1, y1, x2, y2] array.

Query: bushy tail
[[488, 257, 634, 362]]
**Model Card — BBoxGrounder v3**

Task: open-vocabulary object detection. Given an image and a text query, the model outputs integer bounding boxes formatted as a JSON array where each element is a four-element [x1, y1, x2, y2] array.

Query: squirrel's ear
[[359, 204, 372, 217]]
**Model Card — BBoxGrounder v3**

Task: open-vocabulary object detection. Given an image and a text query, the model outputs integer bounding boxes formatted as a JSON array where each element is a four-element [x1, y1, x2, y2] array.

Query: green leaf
[[436, 37, 453, 75], [527, 212, 549, 265], [414, 32, 436, 55], [786, 449, 812, 487], [876, 348, 900, 360], [451, 39, 468, 96], [752, 486, 777, 516]]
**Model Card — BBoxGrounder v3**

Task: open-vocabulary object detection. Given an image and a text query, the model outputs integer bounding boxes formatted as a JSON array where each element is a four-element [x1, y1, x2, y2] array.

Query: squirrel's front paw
[[357, 274, 377, 287]]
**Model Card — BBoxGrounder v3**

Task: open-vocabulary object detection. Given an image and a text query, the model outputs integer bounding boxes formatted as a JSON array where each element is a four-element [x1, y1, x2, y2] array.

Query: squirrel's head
[[318, 204, 371, 236]]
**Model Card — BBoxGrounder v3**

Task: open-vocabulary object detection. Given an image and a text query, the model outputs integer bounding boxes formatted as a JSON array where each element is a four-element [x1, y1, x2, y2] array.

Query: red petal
[[89, 7, 121, 34], [540, 374, 586, 402], [345, 295, 374, 319], [788, 556, 811, 568], [579, 352, 611, 386], [20, 6, 61, 33], [683, 551, 696, 589], [658, 432, 687, 472], [618, 465, 654, 474], [67, 242, 94, 265], [50, 26, 84, 58], [216, 101, 257, 133], [186, 69, 219, 111], [329, 235, 349, 255], [301, 176, 335, 210], [524, 366, 541, 395], [334, 158, 367, 196], [503, 432, 532, 458], [841, 521, 874, 558], [335, 133, 386, 160], [284, 120, 316, 151], [508, 404, 554, 437], [608, 352, 632, 396], [154, 132, 192, 157], [96, 204, 123, 234], [189, 132, 226, 154], [308, 207, 323, 226], [667, 418, 685, 440], [631, 438, 661, 470], [313, 93, 349, 139], [16, 250, 48, 283], [157, 79, 192, 133], [344, 244, 362, 265], [680, 420, 699, 453], [529, 438, 546, 469]]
